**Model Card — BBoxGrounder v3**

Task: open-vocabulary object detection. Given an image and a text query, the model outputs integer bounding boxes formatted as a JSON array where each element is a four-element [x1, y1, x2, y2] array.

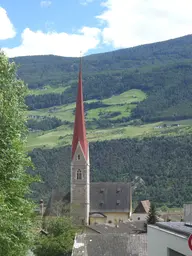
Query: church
[[45, 59, 132, 225]]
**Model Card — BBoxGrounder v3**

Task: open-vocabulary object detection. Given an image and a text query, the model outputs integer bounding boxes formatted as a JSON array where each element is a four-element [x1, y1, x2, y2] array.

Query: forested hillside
[[10, 34, 192, 207], [13, 35, 192, 123], [13, 34, 192, 89], [29, 136, 192, 207]]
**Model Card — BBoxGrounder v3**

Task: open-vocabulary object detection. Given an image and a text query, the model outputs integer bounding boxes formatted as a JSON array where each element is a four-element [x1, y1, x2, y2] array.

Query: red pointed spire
[[72, 57, 88, 160]]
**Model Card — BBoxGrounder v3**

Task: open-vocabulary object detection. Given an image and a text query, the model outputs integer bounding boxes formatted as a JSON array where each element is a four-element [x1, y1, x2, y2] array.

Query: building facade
[[89, 182, 132, 224], [148, 222, 192, 256], [71, 142, 90, 225], [132, 200, 150, 222]]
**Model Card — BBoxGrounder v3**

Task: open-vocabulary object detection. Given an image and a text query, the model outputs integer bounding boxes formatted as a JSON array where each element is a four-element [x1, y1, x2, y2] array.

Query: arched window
[[77, 169, 82, 180], [77, 154, 80, 160]]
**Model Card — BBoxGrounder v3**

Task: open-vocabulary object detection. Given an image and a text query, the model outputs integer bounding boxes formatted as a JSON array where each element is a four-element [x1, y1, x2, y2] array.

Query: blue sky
[[0, 0, 191, 57]]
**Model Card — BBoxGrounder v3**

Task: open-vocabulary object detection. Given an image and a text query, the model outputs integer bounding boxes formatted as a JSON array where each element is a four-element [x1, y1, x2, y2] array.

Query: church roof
[[90, 182, 132, 213], [88, 221, 146, 234], [72, 233, 147, 256], [72, 58, 88, 160], [44, 182, 132, 216]]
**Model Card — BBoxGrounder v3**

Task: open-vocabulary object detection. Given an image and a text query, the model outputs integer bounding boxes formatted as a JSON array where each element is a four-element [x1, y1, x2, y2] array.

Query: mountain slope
[[29, 136, 192, 207], [12, 35, 192, 207], [11, 34, 192, 150], [13, 34, 192, 88]]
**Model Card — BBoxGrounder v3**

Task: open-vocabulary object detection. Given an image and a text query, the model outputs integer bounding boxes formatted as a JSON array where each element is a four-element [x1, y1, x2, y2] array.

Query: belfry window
[[77, 169, 82, 180]]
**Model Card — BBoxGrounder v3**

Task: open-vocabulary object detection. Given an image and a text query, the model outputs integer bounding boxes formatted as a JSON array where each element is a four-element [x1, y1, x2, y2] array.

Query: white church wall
[[90, 216, 106, 225], [71, 143, 90, 225], [104, 212, 130, 224], [131, 213, 147, 222]]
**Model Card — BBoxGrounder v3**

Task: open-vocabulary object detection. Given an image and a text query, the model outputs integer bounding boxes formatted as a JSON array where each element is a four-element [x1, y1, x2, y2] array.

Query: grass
[[27, 89, 146, 122], [26, 122, 163, 150], [26, 118, 192, 150], [103, 89, 146, 105], [86, 104, 136, 121], [26, 87, 192, 150], [28, 103, 76, 122], [152, 123, 192, 137], [164, 119, 192, 126], [28, 85, 70, 95]]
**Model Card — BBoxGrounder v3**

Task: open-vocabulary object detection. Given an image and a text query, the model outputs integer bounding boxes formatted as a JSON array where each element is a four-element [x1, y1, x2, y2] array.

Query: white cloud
[[2, 0, 192, 57], [97, 0, 192, 48], [3, 27, 101, 57], [0, 7, 16, 40], [40, 1, 52, 7]]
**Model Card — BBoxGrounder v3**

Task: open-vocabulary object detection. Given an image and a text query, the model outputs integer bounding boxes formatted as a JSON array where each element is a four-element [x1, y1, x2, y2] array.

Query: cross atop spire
[[72, 57, 88, 160]]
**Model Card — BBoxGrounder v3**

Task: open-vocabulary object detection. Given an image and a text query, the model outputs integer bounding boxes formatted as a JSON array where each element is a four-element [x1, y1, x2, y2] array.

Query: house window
[[77, 169, 82, 180], [77, 154, 80, 160]]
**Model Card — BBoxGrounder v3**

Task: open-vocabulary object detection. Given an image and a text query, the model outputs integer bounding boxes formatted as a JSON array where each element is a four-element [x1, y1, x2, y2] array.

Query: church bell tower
[[70, 57, 90, 225]]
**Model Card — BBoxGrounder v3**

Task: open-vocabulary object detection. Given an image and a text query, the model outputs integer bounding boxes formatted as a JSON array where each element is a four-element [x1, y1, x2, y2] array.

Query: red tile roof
[[141, 200, 150, 213], [72, 58, 88, 160]]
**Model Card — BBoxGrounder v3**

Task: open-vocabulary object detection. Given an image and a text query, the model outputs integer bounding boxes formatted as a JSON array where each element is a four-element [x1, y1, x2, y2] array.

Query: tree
[[147, 202, 158, 225], [34, 217, 77, 256], [0, 52, 36, 255]]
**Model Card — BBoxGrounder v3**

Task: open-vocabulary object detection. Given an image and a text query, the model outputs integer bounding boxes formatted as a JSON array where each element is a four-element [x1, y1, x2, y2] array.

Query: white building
[[132, 200, 150, 222], [148, 204, 192, 256]]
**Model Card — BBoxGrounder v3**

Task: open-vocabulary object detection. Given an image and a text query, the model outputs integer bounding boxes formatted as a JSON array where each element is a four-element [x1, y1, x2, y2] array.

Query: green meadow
[[26, 86, 192, 150], [27, 89, 146, 122], [28, 85, 70, 95]]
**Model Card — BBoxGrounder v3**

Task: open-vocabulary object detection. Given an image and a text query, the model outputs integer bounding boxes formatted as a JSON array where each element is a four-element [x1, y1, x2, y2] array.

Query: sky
[[0, 0, 192, 58]]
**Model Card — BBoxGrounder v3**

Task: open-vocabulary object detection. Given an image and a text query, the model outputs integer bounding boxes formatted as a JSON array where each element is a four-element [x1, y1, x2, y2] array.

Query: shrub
[[34, 217, 77, 256]]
